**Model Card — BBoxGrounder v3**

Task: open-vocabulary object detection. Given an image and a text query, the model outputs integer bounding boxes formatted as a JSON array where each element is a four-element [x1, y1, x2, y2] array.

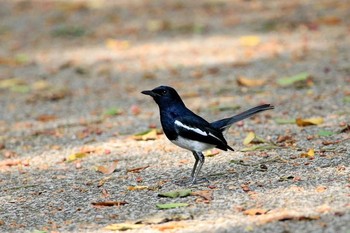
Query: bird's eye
[[161, 90, 167, 95]]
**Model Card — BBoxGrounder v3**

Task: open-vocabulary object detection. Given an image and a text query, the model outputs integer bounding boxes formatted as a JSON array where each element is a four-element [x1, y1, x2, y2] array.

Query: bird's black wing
[[174, 116, 234, 151]]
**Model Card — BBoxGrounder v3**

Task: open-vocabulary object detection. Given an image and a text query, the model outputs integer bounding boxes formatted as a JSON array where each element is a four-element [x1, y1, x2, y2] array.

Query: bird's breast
[[171, 136, 215, 152]]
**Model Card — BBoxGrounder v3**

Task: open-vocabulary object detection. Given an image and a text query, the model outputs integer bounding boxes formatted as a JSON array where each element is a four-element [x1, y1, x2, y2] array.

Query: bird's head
[[141, 85, 183, 106]]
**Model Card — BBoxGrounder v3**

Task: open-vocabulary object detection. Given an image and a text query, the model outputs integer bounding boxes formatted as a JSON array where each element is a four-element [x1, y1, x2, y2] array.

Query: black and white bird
[[142, 85, 274, 184]]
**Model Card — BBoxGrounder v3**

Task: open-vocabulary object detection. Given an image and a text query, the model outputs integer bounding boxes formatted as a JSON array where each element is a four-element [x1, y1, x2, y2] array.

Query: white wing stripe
[[175, 120, 208, 137], [209, 132, 222, 141]]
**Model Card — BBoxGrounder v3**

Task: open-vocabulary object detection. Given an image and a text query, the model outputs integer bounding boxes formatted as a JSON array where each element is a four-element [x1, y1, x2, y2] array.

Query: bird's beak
[[141, 90, 157, 97]]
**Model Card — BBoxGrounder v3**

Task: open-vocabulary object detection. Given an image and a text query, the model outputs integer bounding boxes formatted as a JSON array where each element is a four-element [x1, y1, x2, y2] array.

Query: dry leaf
[[243, 132, 256, 145], [156, 203, 189, 209], [152, 222, 187, 231], [296, 117, 324, 127], [203, 149, 220, 157], [97, 160, 118, 175], [239, 36, 261, 47], [237, 76, 266, 87], [92, 200, 128, 207], [300, 149, 315, 158], [127, 165, 150, 173], [127, 186, 149, 191], [66, 152, 88, 162], [133, 129, 158, 141], [315, 186, 327, 193], [104, 223, 144, 231], [243, 208, 268, 216], [105, 38, 130, 50], [191, 190, 213, 202], [257, 209, 320, 224], [241, 184, 251, 192], [0, 159, 22, 167], [35, 114, 57, 122]]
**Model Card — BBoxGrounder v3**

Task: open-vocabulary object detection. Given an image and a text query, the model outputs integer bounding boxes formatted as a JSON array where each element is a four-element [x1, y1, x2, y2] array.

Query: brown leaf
[[236, 76, 266, 87], [243, 208, 268, 216], [152, 222, 188, 231], [35, 114, 57, 122], [127, 186, 149, 191], [315, 186, 327, 193], [91, 200, 128, 207], [0, 159, 22, 167], [127, 165, 150, 173], [241, 184, 251, 192], [97, 160, 118, 175], [257, 209, 320, 224], [296, 117, 324, 127], [191, 190, 213, 202]]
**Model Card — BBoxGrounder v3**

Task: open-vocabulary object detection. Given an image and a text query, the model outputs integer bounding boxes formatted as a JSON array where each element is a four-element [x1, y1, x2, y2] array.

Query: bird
[[142, 85, 274, 185]]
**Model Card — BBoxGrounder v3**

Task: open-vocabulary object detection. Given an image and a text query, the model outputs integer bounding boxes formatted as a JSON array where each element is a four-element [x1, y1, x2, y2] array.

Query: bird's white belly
[[171, 137, 215, 152]]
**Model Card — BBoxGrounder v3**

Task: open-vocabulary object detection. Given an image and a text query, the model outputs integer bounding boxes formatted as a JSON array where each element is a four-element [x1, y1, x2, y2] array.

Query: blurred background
[[0, 0, 349, 152]]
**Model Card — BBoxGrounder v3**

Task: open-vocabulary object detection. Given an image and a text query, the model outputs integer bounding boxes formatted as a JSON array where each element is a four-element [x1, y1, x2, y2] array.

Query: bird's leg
[[191, 152, 206, 185], [191, 151, 199, 178]]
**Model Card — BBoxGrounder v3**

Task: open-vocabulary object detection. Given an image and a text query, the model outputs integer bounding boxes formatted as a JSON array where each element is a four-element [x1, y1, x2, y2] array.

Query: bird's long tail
[[210, 104, 274, 132]]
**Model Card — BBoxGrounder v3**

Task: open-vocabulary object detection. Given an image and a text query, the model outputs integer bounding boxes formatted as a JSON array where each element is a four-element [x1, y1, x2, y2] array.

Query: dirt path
[[0, 1, 349, 232]]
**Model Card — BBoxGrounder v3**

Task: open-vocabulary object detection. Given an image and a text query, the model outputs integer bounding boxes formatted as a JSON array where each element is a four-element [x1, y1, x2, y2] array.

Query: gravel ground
[[0, 0, 349, 232]]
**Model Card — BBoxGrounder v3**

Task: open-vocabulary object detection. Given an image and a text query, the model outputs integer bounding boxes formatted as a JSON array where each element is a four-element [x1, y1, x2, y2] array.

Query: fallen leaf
[[103, 107, 123, 116], [277, 72, 311, 87], [241, 184, 251, 192], [35, 114, 57, 122], [239, 35, 261, 47], [318, 130, 335, 137], [317, 16, 341, 25], [31, 80, 50, 91], [91, 200, 128, 207], [91, 201, 129, 207], [191, 190, 213, 202], [257, 209, 320, 224], [241, 145, 279, 152], [104, 223, 144, 231], [0, 78, 26, 89], [296, 117, 324, 127], [274, 118, 296, 124], [0, 159, 22, 167], [127, 165, 150, 173], [133, 129, 158, 141], [243, 132, 269, 145], [236, 76, 266, 87], [105, 39, 130, 50], [243, 132, 256, 145], [127, 186, 149, 191], [97, 160, 118, 175], [156, 203, 189, 209], [152, 222, 187, 231], [243, 208, 268, 216], [66, 152, 88, 162], [158, 189, 192, 198], [137, 213, 192, 225], [203, 149, 220, 157], [300, 149, 315, 158], [315, 186, 327, 193]]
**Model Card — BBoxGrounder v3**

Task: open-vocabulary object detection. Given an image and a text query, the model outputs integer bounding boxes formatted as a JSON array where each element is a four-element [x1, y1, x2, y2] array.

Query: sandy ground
[[0, 0, 349, 232]]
